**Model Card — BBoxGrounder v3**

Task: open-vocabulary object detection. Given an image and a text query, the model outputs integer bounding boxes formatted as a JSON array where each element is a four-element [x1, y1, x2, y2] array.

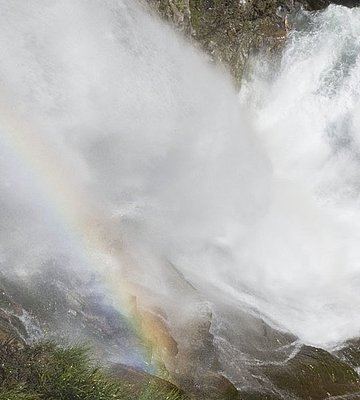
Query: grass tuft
[[0, 341, 188, 400]]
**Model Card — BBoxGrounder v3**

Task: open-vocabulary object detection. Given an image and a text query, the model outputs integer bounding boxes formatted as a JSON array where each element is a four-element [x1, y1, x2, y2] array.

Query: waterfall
[[1, 0, 360, 382], [239, 5, 360, 346]]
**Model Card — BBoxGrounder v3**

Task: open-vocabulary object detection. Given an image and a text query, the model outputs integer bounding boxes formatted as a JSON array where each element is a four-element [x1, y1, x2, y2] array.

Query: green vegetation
[[0, 340, 188, 400]]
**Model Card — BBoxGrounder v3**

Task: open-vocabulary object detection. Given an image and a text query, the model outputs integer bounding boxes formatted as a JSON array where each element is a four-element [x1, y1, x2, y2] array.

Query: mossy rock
[[336, 338, 360, 369], [188, 371, 242, 400], [263, 345, 360, 399]]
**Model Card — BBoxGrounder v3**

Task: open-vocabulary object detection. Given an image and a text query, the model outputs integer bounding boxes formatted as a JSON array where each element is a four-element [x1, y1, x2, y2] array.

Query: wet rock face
[[109, 363, 187, 395], [262, 346, 360, 399], [144, 0, 288, 83], [144, 0, 359, 83], [0, 267, 150, 369], [0, 312, 25, 349], [2, 268, 360, 399]]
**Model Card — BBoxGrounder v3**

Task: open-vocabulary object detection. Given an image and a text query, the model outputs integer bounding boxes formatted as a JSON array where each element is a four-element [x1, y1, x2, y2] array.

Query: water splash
[[240, 5, 360, 346], [0, 0, 360, 374]]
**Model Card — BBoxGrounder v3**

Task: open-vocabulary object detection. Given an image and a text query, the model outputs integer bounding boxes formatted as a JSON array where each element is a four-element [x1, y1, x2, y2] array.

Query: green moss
[[0, 389, 40, 400]]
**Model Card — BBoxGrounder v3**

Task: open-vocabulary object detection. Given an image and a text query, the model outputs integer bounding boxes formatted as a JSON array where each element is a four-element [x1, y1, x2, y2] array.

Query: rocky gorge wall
[[143, 0, 360, 83], [2, 1, 360, 399]]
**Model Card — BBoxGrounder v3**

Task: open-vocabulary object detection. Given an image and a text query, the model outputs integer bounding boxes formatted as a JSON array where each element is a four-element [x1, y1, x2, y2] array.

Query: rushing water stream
[[240, 5, 360, 346], [1, 0, 360, 397]]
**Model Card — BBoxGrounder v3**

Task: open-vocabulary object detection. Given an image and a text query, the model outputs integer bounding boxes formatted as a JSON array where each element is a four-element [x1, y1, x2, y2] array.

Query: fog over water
[[1, 0, 360, 355]]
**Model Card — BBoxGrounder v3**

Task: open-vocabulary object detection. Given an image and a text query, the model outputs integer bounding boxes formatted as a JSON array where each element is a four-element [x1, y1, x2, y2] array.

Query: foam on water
[[239, 5, 360, 345]]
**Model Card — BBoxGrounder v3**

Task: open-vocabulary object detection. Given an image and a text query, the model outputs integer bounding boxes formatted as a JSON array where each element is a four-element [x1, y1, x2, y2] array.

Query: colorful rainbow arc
[[0, 94, 176, 377]]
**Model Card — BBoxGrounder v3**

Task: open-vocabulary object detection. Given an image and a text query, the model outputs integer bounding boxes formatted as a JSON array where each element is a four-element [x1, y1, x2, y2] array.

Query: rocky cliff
[[143, 0, 360, 83]]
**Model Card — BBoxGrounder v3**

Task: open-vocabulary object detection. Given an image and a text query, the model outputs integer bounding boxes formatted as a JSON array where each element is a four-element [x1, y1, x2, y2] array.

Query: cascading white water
[[239, 5, 360, 346], [0, 0, 360, 359]]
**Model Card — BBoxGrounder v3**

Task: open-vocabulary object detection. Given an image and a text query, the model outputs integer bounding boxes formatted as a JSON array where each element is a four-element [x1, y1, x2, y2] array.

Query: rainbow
[[0, 91, 178, 377]]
